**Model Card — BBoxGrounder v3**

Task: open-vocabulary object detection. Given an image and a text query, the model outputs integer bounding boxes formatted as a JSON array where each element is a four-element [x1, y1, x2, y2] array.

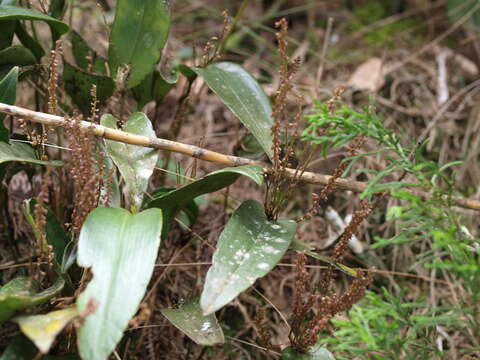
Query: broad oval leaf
[[101, 113, 159, 210], [0, 66, 18, 141], [0, 277, 65, 322], [14, 307, 78, 354], [193, 62, 273, 158], [0, 5, 68, 34], [161, 298, 224, 346], [281, 346, 335, 360], [0, 141, 63, 165], [76, 207, 162, 360], [146, 165, 263, 235], [200, 200, 296, 315], [109, 0, 170, 88]]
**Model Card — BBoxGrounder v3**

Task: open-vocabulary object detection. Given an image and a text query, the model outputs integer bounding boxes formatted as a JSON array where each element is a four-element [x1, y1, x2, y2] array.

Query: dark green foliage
[[63, 62, 114, 116]]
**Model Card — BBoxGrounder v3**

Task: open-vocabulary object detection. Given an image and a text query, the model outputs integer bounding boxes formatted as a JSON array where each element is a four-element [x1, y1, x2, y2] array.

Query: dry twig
[[1, 102, 479, 211]]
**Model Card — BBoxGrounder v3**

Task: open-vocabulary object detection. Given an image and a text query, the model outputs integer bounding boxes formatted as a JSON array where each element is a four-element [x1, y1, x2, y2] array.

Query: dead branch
[[1, 102, 479, 211]]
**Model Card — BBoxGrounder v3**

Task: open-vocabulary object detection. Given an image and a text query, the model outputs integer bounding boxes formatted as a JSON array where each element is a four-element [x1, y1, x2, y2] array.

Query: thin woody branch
[[1, 102, 479, 211]]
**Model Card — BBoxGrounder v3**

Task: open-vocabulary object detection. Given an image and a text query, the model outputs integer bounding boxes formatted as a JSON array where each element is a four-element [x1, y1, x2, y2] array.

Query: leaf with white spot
[[200, 200, 296, 315], [161, 298, 224, 346], [101, 113, 158, 210]]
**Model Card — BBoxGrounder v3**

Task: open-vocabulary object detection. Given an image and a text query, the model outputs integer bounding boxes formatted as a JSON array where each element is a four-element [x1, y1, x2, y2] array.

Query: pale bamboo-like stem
[[1, 102, 479, 211]]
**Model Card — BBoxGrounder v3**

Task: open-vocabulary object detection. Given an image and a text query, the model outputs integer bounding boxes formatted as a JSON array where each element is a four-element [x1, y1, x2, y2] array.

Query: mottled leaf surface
[[161, 299, 224, 346], [76, 207, 162, 360], [193, 62, 273, 158], [201, 200, 296, 315], [101, 113, 158, 209]]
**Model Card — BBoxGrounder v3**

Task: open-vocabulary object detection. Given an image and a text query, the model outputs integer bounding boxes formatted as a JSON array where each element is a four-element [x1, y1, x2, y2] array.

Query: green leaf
[[101, 113, 158, 210], [281, 346, 336, 360], [70, 31, 106, 74], [76, 207, 162, 360], [109, 0, 170, 88], [146, 165, 263, 236], [0, 66, 18, 141], [14, 307, 78, 354], [0, 45, 35, 67], [200, 200, 296, 315], [48, 0, 66, 19], [0, 277, 65, 322], [0, 336, 38, 360], [193, 62, 273, 158], [14, 22, 45, 59], [0, 5, 68, 34], [161, 298, 224, 346], [149, 187, 199, 230], [132, 70, 177, 109], [0, 20, 15, 50], [291, 239, 358, 278], [0, 141, 62, 166], [63, 62, 114, 116]]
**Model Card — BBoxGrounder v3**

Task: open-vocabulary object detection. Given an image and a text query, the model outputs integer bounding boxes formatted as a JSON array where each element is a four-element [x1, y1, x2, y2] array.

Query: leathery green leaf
[[0, 277, 65, 322], [193, 62, 273, 159], [101, 113, 158, 210], [0, 66, 18, 141], [161, 298, 224, 346], [109, 0, 170, 88], [14, 307, 78, 354], [200, 200, 296, 315], [0, 5, 68, 34], [76, 207, 162, 360], [146, 165, 263, 236]]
